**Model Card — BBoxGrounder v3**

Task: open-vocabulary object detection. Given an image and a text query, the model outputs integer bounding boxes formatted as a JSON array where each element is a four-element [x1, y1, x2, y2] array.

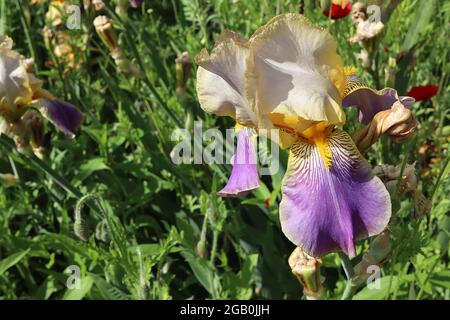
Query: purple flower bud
[[38, 98, 83, 139]]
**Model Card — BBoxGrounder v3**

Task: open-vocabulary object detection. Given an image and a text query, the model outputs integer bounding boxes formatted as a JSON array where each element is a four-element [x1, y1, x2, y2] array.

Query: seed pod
[[95, 219, 111, 243], [74, 215, 89, 241]]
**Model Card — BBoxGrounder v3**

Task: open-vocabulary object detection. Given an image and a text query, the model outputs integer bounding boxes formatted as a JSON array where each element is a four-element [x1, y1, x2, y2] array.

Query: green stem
[[0, 135, 82, 198], [209, 230, 219, 266], [15, 0, 38, 68], [339, 252, 356, 300], [0, 0, 6, 36], [416, 258, 440, 300]]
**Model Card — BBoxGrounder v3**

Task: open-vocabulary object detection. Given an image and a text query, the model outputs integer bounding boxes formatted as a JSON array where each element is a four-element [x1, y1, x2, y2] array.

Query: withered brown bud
[[288, 247, 324, 299], [352, 101, 418, 154], [94, 15, 119, 51], [92, 0, 105, 11], [175, 51, 192, 96], [351, 2, 367, 24]]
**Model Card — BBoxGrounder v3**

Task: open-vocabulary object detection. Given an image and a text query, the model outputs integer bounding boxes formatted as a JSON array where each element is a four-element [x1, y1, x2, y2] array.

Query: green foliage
[[0, 0, 448, 300]]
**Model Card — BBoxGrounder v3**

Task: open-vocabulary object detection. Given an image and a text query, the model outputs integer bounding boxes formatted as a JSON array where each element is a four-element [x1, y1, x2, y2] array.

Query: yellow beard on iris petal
[[267, 113, 334, 169], [300, 123, 333, 170]]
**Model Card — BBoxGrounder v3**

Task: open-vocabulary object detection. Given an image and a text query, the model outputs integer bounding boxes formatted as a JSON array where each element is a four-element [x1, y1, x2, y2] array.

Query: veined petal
[[246, 13, 346, 133], [343, 74, 415, 124], [196, 30, 256, 127], [280, 129, 391, 257], [38, 98, 83, 138], [217, 127, 259, 197]]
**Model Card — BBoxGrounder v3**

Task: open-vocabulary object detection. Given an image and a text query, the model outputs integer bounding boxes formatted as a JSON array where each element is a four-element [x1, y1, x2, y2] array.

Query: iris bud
[[288, 247, 324, 299], [92, 0, 105, 11], [94, 16, 119, 51]]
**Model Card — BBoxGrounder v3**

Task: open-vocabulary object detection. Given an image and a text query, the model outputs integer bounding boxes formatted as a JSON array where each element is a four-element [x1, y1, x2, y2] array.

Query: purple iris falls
[[39, 98, 83, 139], [279, 129, 391, 257], [217, 127, 260, 197]]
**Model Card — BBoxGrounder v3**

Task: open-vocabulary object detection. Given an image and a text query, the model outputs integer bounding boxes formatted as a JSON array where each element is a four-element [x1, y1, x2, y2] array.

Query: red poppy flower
[[323, 3, 351, 19], [406, 85, 439, 101]]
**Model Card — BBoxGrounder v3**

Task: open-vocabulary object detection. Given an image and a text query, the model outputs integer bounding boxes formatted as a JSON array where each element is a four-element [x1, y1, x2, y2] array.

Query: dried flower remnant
[[91, 0, 106, 11], [374, 163, 430, 219], [348, 2, 384, 44], [289, 247, 324, 299], [175, 52, 193, 97], [43, 1, 88, 75], [351, 101, 418, 153], [418, 140, 441, 178], [348, 2, 384, 69], [343, 72, 417, 152], [93, 16, 141, 77]]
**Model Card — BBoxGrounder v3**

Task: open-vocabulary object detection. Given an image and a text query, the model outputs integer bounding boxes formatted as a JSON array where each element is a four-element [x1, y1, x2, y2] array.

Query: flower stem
[[0, 135, 82, 198], [209, 230, 219, 266], [339, 252, 356, 300]]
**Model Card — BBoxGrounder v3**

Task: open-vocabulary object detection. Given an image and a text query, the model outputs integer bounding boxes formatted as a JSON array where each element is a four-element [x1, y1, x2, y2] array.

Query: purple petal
[[279, 129, 391, 257], [39, 99, 83, 139], [217, 127, 259, 197], [342, 75, 415, 124]]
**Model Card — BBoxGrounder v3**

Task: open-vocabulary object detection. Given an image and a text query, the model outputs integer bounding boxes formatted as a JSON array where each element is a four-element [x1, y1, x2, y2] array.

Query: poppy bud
[[95, 219, 111, 243], [195, 240, 208, 258]]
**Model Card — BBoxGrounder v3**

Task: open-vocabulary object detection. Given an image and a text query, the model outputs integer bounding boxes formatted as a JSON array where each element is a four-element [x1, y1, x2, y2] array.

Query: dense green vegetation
[[0, 0, 448, 300]]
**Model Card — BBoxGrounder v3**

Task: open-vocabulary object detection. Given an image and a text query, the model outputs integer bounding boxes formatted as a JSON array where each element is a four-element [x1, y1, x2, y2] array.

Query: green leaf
[[181, 250, 220, 297], [401, 0, 436, 51], [353, 276, 399, 300], [0, 249, 30, 275], [429, 270, 450, 289], [63, 275, 94, 300], [90, 274, 130, 300], [34, 275, 59, 300], [77, 158, 110, 181]]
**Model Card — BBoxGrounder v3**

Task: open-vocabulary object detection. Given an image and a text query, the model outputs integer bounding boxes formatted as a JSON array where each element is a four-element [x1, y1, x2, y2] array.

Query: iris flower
[[195, 14, 414, 257], [0, 36, 82, 143]]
